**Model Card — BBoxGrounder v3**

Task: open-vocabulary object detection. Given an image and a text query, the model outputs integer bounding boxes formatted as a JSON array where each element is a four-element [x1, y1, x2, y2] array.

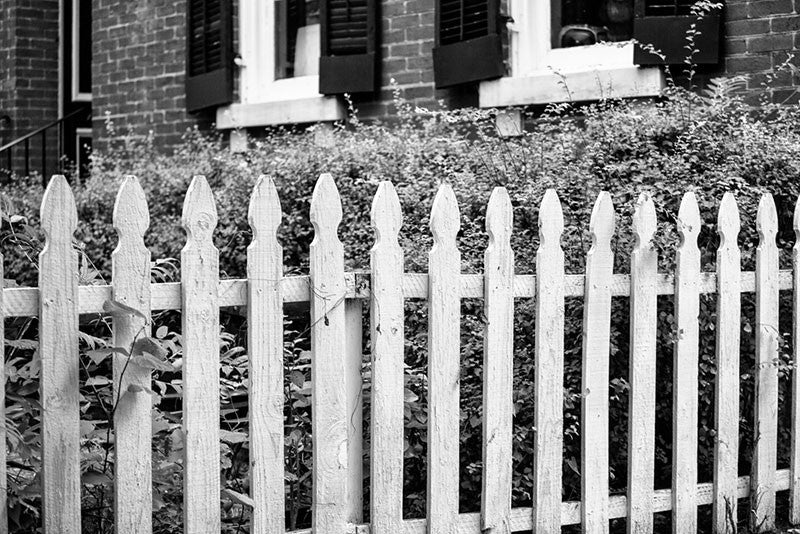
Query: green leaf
[[103, 299, 147, 321], [220, 429, 247, 444], [86, 347, 129, 365], [133, 336, 168, 359], [155, 325, 169, 339], [289, 370, 305, 389], [222, 488, 254, 508], [132, 352, 174, 373], [85, 376, 112, 388]]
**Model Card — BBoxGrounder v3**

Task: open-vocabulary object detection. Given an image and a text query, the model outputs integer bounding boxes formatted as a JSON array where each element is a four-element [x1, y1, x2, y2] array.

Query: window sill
[[478, 65, 665, 108], [216, 76, 345, 129]]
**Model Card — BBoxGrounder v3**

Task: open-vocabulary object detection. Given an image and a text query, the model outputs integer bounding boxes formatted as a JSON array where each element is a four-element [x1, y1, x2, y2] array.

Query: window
[[319, 0, 379, 94], [633, 0, 722, 64], [276, 0, 320, 80], [185, 0, 234, 112]]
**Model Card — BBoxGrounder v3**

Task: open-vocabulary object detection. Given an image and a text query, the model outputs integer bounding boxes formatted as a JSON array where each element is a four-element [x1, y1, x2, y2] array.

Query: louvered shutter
[[185, 0, 233, 112], [433, 0, 504, 88], [633, 0, 722, 65], [319, 0, 379, 94]]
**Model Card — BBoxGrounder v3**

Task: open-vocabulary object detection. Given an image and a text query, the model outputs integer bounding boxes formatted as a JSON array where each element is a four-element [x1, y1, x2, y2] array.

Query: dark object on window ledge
[[559, 25, 610, 47]]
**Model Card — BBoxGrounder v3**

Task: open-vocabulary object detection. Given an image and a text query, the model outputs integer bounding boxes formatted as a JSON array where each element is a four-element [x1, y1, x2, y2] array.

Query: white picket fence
[[2, 173, 800, 534]]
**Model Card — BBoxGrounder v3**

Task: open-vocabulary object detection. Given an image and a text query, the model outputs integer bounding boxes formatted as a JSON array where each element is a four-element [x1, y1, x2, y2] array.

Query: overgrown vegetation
[[2, 62, 800, 533]]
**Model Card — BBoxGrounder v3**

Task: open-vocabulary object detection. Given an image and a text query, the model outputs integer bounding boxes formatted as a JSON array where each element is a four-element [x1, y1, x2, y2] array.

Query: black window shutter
[[433, 0, 504, 88], [185, 0, 234, 112], [319, 0, 379, 94], [633, 0, 722, 65]]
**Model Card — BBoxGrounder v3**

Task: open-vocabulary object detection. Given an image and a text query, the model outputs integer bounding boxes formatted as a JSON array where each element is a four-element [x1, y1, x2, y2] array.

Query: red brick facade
[[1, 0, 799, 157]]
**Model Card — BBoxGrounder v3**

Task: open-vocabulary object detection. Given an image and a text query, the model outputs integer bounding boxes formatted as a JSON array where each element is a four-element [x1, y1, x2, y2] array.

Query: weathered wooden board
[[713, 193, 740, 534], [345, 298, 364, 523], [181, 176, 221, 534], [533, 189, 565, 532], [369, 181, 405, 534], [39, 176, 80, 534], [111, 176, 153, 534], [672, 192, 701, 534], [627, 193, 657, 534], [247, 176, 285, 533], [309, 174, 348, 533], [427, 184, 461, 534], [792, 195, 800, 524], [752, 193, 778, 533], [481, 187, 514, 534], [581, 192, 614, 534]]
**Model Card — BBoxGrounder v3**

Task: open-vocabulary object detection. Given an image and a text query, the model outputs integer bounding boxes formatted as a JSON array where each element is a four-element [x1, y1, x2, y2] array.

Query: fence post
[[112, 176, 152, 534], [247, 176, 285, 533], [533, 189, 565, 532], [0, 198, 6, 534], [672, 192, 700, 534], [369, 181, 405, 534], [481, 187, 514, 534], [581, 191, 614, 534], [181, 176, 221, 534], [713, 193, 740, 534], [752, 193, 778, 533], [627, 193, 657, 534], [791, 195, 800, 524], [345, 298, 363, 523], [427, 184, 461, 534], [39, 175, 80, 534], [309, 174, 348, 533]]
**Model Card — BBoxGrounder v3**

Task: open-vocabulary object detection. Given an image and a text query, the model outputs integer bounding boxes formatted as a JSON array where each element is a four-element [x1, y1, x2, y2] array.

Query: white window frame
[[480, 0, 665, 107], [216, 0, 344, 129], [71, 0, 91, 102]]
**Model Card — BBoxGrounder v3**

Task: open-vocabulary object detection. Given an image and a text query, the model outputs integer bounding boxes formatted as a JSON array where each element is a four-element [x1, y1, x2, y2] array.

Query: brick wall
[[723, 0, 800, 103], [0, 0, 60, 175], [91, 0, 214, 152]]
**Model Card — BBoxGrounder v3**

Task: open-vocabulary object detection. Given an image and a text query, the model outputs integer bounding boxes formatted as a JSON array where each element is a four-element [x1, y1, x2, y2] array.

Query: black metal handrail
[[0, 108, 90, 186]]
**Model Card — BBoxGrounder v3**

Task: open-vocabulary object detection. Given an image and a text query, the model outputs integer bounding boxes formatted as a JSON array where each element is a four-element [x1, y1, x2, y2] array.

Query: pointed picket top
[[757, 193, 778, 242], [676, 191, 701, 246], [181, 175, 218, 245], [310, 173, 343, 240], [486, 187, 512, 246], [430, 183, 460, 243], [371, 181, 402, 246], [632, 192, 656, 250], [248, 175, 282, 244], [717, 192, 740, 249], [589, 191, 615, 248], [40, 175, 77, 241], [113, 176, 149, 242], [539, 189, 564, 247]]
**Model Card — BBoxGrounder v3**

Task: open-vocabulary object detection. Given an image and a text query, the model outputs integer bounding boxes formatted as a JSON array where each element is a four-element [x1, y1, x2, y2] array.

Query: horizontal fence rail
[[4, 173, 800, 534]]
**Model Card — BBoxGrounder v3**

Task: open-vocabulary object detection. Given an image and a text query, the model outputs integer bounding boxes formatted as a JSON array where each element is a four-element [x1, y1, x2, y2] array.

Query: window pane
[[556, 0, 634, 47]]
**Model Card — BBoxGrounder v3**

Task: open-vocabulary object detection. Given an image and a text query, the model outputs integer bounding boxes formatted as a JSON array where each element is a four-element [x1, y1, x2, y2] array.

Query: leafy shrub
[[2, 75, 800, 532]]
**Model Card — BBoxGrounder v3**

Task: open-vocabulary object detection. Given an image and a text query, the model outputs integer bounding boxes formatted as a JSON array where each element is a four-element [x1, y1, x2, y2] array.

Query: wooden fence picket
[[246, 176, 285, 533], [581, 191, 614, 534], [713, 192, 741, 534], [672, 192, 701, 534], [752, 193, 779, 533], [39, 175, 80, 534], [309, 173, 348, 533], [792, 195, 800, 524], [181, 175, 221, 534], [428, 183, 461, 534], [111, 176, 152, 534], [345, 298, 364, 523], [369, 181, 405, 534], [532, 189, 565, 532], [481, 187, 514, 534], [627, 193, 657, 534]]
